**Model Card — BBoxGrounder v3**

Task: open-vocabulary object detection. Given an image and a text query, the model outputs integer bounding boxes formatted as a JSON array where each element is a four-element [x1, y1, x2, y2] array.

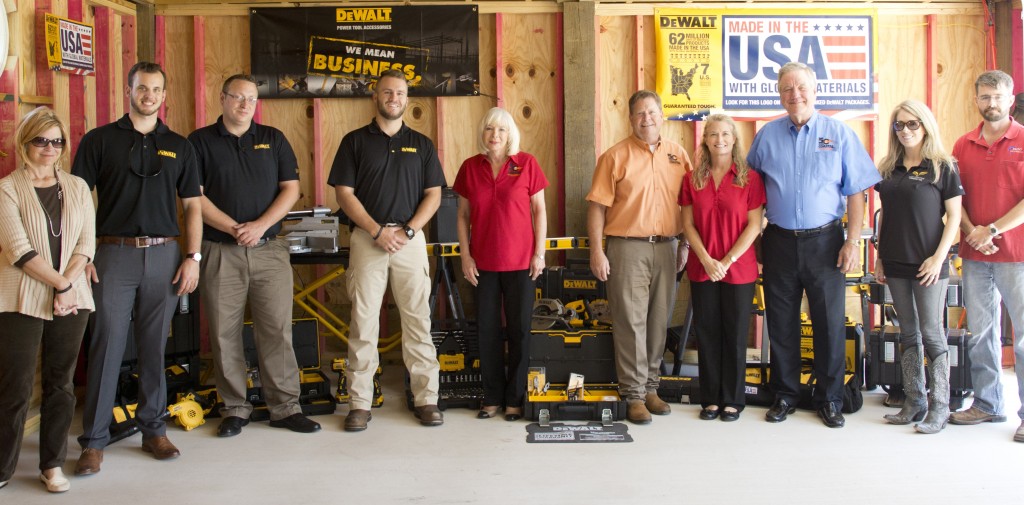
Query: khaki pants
[[606, 238, 677, 400], [346, 228, 439, 410], [200, 239, 301, 421]]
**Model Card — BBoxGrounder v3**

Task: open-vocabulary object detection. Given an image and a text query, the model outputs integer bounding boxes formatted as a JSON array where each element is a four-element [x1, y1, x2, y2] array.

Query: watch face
[[404, 227, 415, 239], [189, 252, 202, 261]]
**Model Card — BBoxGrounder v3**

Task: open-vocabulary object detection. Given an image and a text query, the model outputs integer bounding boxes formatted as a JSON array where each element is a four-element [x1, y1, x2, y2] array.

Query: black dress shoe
[[720, 408, 741, 422], [817, 403, 845, 428], [503, 407, 523, 422], [765, 398, 797, 423], [699, 407, 720, 420], [269, 413, 322, 433], [217, 416, 249, 438]]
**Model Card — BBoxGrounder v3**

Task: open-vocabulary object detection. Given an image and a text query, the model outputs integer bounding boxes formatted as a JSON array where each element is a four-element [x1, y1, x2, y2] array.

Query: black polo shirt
[[875, 159, 964, 279], [188, 116, 299, 243], [72, 114, 201, 237], [327, 118, 445, 224]]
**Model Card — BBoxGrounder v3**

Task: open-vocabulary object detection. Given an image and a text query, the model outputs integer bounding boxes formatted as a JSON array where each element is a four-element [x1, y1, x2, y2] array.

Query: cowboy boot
[[884, 346, 927, 425], [915, 352, 950, 434]]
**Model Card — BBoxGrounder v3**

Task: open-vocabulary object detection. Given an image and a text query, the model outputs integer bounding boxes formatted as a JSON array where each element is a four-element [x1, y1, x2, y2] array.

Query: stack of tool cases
[[404, 320, 484, 410], [743, 314, 865, 413], [524, 327, 627, 422], [240, 318, 336, 421]]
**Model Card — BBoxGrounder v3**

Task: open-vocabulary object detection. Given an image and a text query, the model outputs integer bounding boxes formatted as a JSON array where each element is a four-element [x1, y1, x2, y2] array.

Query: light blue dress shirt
[[746, 113, 880, 230]]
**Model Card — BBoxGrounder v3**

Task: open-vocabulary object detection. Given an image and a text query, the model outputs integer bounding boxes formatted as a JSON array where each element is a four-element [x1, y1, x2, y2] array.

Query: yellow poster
[[655, 9, 878, 121]]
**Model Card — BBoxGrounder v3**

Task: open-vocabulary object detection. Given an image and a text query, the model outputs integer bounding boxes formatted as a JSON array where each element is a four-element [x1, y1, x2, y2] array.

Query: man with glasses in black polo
[[188, 74, 320, 438], [72, 61, 202, 475]]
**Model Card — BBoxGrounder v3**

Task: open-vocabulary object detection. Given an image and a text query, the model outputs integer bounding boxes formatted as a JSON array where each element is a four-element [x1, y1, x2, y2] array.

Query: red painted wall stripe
[[34, 1, 54, 99], [94, 7, 112, 126], [0, 64, 19, 178], [121, 12, 137, 116], [67, 0, 86, 161]]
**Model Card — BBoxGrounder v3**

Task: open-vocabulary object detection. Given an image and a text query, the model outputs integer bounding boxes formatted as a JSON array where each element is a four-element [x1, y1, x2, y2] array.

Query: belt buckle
[[134, 236, 151, 248], [647, 236, 658, 243]]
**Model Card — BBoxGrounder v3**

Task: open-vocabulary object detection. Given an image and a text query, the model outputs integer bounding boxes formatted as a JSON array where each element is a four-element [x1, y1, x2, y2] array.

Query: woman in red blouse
[[679, 114, 765, 422], [454, 107, 548, 421]]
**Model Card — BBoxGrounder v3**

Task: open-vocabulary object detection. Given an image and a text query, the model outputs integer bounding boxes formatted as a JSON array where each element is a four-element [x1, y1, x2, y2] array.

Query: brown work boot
[[645, 392, 671, 416], [627, 399, 652, 425], [141, 436, 180, 460], [74, 448, 103, 476], [344, 409, 372, 432], [948, 406, 1007, 425], [414, 404, 444, 426]]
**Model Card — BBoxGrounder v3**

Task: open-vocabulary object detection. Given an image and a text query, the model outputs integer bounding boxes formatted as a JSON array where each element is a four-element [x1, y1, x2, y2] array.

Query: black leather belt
[[609, 235, 678, 243], [98, 236, 176, 248], [767, 219, 840, 237]]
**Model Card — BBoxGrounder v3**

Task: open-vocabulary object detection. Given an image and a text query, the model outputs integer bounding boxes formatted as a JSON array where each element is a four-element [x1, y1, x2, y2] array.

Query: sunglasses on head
[[892, 120, 922, 132], [29, 137, 66, 148]]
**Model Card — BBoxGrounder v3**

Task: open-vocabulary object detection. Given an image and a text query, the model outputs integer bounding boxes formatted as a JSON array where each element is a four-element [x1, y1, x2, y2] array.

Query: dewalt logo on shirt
[[254, 144, 271, 150], [401, 147, 417, 153], [157, 150, 177, 159]]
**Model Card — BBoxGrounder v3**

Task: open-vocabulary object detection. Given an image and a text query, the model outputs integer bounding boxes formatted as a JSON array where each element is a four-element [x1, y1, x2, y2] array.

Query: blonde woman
[[679, 114, 765, 422], [0, 107, 95, 492], [874, 100, 962, 433]]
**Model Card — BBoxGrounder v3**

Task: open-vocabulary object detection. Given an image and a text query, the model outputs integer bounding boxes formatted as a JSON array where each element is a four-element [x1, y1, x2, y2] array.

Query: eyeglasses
[[224, 92, 258, 105], [893, 120, 922, 132], [128, 138, 164, 178], [29, 137, 66, 148]]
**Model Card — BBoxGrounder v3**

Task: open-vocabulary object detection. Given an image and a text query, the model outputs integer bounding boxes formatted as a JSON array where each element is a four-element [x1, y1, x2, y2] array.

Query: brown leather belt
[[609, 235, 677, 243], [97, 236, 176, 248]]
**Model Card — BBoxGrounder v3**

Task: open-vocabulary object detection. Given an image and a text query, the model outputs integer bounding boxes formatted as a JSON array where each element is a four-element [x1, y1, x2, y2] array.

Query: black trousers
[[691, 280, 755, 409], [762, 224, 847, 408], [475, 270, 533, 408], [0, 310, 89, 480]]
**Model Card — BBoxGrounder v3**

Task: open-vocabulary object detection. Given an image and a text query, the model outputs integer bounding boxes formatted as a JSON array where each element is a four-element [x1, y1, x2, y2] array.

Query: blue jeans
[[961, 259, 1024, 420]]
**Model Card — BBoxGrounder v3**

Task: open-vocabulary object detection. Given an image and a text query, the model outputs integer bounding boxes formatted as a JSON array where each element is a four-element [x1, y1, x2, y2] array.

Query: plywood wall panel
[[439, 96, 495, 184], [500, 13, 561, 236], [201, 16, 250, 127], [934, 14, 987, 150], [478, 14, 497, 99], [598, 15, 635, 155], [876, 15, 927, 162], [261, 99, 315, 209], [162, 15, 195, 133], [317, 98, 377, 213]]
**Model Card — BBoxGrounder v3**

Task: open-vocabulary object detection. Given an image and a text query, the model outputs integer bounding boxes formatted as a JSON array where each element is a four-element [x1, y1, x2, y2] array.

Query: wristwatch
[[988, 223, 1000, 236], [186, 252, 202, 262], [403, 225, 416, 239]]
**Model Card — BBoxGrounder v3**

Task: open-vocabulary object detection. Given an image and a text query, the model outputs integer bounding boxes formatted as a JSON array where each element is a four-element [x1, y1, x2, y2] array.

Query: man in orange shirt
[[587, 90, 691, 424]]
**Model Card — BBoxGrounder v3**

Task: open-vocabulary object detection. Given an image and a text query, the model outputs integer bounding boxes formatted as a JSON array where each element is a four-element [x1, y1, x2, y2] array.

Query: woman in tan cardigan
[[0, 107, 95, 493]]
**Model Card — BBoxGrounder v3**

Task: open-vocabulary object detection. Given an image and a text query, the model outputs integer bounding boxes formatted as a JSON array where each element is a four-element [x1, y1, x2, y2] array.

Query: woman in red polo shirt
[[679, 114, 765, 422], [454, 107, 548, 421]]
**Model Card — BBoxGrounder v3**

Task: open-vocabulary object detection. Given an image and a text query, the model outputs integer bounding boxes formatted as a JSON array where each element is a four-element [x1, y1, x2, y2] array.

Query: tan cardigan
[[0, 167, 96, 319]]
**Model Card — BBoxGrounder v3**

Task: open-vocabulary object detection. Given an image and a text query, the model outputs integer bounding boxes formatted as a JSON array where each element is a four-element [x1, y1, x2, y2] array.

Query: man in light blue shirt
[[747, 61, 880, 428]]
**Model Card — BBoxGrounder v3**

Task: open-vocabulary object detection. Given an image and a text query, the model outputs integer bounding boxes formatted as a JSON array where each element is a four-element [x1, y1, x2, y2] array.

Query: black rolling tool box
[[524, 328, 627, 422], [865, 326, 973, 410], [656, 375, 701, 404], [241, 318, 336, 421], [404, 320, 484, 411], [535, 259, 607, 303]]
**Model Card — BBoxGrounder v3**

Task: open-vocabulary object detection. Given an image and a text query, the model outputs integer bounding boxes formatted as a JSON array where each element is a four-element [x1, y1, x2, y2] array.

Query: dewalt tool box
[[405, 320, 484, 411], [524, 328, 627, 422], [535, 259, 607, 303], [241, 318, 336, 420], [656, 375, 701, 404], [865, 326, 973, 410], [743, 314, 865, 413]]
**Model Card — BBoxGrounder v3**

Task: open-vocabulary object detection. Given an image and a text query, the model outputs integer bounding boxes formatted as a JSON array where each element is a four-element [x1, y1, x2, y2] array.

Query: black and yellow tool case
[[241, 318, 336, 421], [865, 326, 973, 409], [743, 315, 865, 413], [404, 320, 484, 410], [656, 375, 701, 404], [523, 328, 627, 422], [535, 259, 607, 303]]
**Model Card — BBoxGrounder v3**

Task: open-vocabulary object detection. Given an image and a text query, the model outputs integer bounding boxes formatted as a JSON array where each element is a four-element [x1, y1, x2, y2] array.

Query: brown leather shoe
[[344, 409, 372, 432], [141, 436, 180, 460], [627, 400, 652, 424], [414, 404, 444, 426], [645, 392, 671, 416], [74, 448, 103, 476]]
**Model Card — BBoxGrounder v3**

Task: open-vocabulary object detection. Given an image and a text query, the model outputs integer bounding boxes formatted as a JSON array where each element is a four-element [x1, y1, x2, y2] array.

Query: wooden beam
[[155, 14, 167, 121], [0, 58, 18, 178], [1014, 6, 1023, 93], [495, 13, 504, 107], [562, 0, 597, 237], [95, 6, 112, 126], [555, 12, 565, 237], [926, 14, 936, 109], [312, 98, 325, 207], [68, 0, 86, 161], [122, 11, 138, 114], [193, 16, 206, 129], [34, 1, 54, 99], [135, 0, 156, 62]]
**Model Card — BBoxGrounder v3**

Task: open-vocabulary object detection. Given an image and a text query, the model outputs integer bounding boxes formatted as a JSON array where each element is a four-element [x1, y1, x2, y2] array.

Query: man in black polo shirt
[[72, 62, 202, 475], [189, 74, 320, 438], [328, 69, 445, 431]]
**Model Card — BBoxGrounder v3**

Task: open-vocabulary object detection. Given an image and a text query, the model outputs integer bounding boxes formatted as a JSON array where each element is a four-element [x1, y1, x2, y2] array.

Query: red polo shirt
[[953, 120, 1024, 262], [678, 166, 766, 284], [453, 152, 549, 271]]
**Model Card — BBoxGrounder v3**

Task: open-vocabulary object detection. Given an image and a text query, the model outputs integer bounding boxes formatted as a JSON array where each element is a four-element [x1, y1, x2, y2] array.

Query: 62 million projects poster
[[654, 8, 878, 121]]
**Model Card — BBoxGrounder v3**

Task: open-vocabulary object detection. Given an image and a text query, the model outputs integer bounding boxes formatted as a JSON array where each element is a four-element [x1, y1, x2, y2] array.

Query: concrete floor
[[5, 368, 1023, 504]]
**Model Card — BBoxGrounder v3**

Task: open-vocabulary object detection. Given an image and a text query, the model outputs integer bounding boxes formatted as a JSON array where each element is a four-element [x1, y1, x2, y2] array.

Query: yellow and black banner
[[44, 13, 94, 75], [250, 6, 479, 98]]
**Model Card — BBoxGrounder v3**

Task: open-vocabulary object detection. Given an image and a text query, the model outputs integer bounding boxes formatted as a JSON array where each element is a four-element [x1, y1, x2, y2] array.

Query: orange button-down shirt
[[586, 135, 691, 237]]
